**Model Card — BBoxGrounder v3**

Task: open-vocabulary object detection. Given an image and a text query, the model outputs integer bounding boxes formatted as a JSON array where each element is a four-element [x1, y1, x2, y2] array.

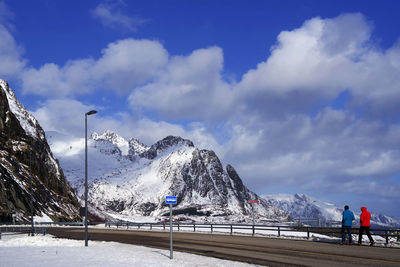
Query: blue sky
[[1, 0, 400, 218]]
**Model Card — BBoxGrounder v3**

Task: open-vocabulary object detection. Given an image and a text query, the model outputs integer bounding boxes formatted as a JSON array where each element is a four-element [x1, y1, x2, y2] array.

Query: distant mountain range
[[262, 193, 400, 228]]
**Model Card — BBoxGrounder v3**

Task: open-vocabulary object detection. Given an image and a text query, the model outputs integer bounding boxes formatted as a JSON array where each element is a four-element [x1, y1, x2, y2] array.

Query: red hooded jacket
[[360, 207, 371, 227]]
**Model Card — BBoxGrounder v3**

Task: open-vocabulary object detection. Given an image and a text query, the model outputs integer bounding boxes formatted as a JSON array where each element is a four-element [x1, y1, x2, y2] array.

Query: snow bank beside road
[[0, 234, 254, 267]]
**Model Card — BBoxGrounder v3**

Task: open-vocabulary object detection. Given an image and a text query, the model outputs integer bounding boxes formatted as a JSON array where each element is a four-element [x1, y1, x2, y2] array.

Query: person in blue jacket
[[341, 205, 355, 245]]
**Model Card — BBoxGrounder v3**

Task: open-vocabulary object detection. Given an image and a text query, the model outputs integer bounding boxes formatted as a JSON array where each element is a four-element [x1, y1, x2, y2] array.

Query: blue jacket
[[342, 209, 355, 226]]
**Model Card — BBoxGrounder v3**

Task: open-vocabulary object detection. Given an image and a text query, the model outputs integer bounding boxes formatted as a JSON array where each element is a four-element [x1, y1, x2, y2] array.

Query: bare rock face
[[141, 136, 194, 160], [0, 79, 81, 222]]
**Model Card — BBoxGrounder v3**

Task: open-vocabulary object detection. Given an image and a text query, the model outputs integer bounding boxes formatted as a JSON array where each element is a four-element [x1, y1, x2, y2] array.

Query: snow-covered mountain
[[262, 193, 400, 228], [0, 79, 80, 222], [50, 130, 288, 223]]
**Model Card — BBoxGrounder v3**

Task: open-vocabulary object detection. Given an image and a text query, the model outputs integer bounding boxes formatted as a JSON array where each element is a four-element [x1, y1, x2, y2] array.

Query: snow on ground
[[0, 233, 255, 267], [34, 214, 54, 223]]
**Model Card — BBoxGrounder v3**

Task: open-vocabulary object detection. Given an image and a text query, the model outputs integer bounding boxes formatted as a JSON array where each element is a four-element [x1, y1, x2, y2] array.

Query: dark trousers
[[341, 226, 352, 243], [358, 226, 374, 243]]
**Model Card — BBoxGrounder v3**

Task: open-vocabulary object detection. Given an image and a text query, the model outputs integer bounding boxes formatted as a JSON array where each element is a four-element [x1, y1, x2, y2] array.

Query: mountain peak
[[159, 136, 194, 147], [128, 137, 149, 157], [141, 135, 194, 159], [92, 130, 129, 155], [0, 79, 45, 141], [92, 130, 126, 142]]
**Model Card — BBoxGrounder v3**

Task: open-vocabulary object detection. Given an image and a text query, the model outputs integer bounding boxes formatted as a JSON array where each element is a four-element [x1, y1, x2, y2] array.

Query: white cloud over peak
[[33, 98, 98, 135], [32, 98, 221, 153], [0, 2, 24, 77]]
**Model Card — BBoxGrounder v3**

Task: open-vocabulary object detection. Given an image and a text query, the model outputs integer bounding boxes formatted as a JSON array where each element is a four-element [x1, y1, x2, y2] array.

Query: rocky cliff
[[0, 79, 81, 222]]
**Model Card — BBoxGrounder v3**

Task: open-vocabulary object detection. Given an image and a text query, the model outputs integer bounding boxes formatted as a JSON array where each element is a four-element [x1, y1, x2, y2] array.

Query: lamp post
[[85, 110, 97, 247], [30, 150, 34, 236]]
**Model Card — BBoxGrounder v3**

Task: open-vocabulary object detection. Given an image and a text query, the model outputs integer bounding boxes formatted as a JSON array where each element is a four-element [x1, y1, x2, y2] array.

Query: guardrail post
[[127, 222, 129, 230], [138, 223, 140, 229], [163, 223, 165, 230], [307, 227, 310, 239], [177, 223, 180, 231], [385, 230, 389, 245], [211, 224, 213, 233], [0, 231, 2, 240], [194, 223, 196, 232], [278, 226, 280, 237], [252, 224, 255, 236], [150, 224, 152, 230], [230, 224, 233, 235]]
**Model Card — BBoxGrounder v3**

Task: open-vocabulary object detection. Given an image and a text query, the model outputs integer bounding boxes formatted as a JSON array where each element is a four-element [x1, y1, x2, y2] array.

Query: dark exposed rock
[[139, 202, 157, 216], [128, 138, 149, 158], [161, 207, 211, 217], [94, 139, 122, 156], [141, 136, 194, 159], [0, 79, 81, 222], [106, 200, 125, 212]]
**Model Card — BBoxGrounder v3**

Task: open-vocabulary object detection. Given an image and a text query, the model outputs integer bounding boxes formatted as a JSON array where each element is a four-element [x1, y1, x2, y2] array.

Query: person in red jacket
[[358, 206, 374, 246]]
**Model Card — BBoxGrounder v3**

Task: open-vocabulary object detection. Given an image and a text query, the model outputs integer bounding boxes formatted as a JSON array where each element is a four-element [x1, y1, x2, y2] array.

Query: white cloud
[[94, 39, 168, 93], [21, 38, 168, 97], [0, 1, 15, 30], [222, 107, 400, 196], [0, 2, 25, 77], [0, 24, 25, 77], [129, 46, 234, 120], [33, 98, 98, 135], [237, 13, 400, 118], [219, 13, 400, 195], [91, 1, 146, 33], [32, 98, 221, 152]]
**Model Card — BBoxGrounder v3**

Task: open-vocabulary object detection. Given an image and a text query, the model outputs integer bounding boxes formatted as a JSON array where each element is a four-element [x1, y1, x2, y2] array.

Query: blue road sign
[[165, 196, 177, 204]]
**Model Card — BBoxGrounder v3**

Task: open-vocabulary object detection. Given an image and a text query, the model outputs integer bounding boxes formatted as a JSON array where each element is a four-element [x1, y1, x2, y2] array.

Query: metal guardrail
[[104, 221, 400, 245], [0, 222, 82, 239], [34, 222, 85, 226], [0, 226, 47, 239], [1, 221, 398, 245], [0, 222, 85, 226]]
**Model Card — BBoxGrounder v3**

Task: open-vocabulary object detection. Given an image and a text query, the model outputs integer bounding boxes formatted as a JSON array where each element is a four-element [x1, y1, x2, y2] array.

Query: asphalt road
[[47, 228, 400, 267]]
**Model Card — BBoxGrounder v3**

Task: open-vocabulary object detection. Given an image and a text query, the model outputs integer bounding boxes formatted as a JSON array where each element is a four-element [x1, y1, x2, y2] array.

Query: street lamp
[[85, 110, 97, 247], [30, 150, 34, 236]]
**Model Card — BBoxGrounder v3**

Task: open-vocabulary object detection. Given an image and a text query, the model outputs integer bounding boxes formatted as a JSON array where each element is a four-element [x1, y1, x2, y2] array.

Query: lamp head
[[86, 110, 97, 116]]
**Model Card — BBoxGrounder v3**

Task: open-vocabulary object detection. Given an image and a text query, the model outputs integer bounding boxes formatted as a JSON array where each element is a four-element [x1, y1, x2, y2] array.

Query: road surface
[[47, 227, 400, 267]]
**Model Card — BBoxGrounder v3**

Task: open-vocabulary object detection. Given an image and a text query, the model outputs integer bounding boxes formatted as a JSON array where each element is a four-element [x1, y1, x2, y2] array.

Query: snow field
[[0, 233, 255, 267]]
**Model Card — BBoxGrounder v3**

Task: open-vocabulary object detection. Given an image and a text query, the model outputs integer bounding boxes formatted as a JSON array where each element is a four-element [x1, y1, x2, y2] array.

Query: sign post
[[248, 200, 260, 226], [165, 196, 177, 260]]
